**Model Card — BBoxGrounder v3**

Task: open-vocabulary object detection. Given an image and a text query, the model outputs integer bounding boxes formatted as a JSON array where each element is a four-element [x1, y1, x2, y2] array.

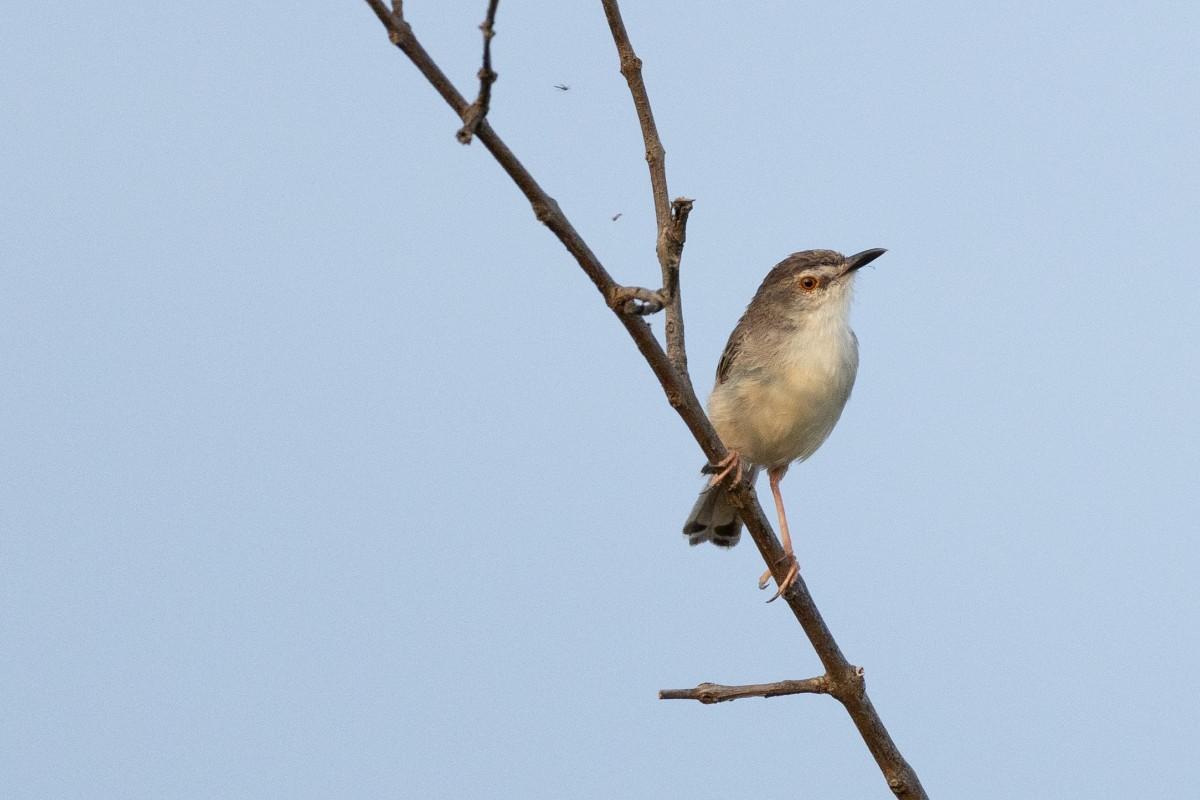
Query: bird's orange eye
[[799, 276, 819, 291]]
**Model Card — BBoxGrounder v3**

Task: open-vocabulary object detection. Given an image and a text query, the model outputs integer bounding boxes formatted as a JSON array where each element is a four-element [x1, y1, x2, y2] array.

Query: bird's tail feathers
[[681, 465, 759, 547]]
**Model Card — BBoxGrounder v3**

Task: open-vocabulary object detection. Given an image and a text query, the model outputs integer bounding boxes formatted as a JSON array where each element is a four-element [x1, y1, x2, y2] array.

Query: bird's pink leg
[[705, 450, 743, 489], [759, 465, 799, 602]]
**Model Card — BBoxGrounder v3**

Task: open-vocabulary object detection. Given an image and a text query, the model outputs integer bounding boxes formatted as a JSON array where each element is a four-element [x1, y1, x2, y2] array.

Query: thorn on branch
[[457, 0, 501, 144]]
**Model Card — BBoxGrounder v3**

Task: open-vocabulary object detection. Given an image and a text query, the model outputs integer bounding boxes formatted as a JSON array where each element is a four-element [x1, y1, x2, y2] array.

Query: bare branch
[[366, 0, 397, 29], [360, 5, 927, 797], [660, 677, 832, 704], [662, 196, 693, 314], [601, 2, 668, 227], [601, 1, 693, 383], [457, 0, 500, 144]]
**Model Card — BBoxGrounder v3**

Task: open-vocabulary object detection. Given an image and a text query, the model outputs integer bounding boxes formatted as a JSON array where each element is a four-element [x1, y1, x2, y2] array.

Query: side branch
[[601, 1, 693, 382], [660, 677, 832, 704], [457, 0, 501, 144], [609, 285, 665, 315], [660, 197, 693, 360]]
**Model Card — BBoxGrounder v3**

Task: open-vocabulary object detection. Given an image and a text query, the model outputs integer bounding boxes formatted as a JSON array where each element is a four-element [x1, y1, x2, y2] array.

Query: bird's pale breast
[[708, 320, 858, 468]]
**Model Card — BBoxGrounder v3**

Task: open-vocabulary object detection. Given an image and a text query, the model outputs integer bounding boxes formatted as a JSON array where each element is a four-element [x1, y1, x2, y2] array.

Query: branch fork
[[457, 0, 501, 144]]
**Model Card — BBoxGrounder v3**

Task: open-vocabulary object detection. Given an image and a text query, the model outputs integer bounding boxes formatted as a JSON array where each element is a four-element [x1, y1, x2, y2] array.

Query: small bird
[[554, 83, 570, 91], [682, 247, 887, 600]]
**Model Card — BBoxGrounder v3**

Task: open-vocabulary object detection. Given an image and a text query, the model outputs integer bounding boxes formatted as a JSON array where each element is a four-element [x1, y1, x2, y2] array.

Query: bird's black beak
[[844, 248, 887, 274]]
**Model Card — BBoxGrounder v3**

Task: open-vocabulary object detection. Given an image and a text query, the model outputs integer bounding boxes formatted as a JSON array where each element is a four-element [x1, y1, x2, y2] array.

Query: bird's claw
[[759, 555, 799, 603], [704, 451, 744, 489]]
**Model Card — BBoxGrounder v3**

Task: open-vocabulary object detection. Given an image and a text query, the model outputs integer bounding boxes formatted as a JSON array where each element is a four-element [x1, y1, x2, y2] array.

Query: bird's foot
[[703, 451, 744, 489], [758, 553, 799, 603]]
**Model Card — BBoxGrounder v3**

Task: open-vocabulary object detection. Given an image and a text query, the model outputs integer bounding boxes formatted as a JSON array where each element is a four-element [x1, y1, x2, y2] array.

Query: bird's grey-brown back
[[683, 248, 885, 548]]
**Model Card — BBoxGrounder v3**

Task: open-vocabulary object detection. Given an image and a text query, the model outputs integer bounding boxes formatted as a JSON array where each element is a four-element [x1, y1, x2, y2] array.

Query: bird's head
[[754, 248, 887, 318]]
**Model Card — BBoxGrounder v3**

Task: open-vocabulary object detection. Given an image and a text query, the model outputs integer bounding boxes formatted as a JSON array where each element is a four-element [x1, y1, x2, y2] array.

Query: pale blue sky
[[3, 2, 1198, 798]]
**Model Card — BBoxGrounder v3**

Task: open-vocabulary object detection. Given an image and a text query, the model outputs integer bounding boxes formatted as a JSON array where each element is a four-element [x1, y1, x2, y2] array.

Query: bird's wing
[[715, 324, 745, 384]]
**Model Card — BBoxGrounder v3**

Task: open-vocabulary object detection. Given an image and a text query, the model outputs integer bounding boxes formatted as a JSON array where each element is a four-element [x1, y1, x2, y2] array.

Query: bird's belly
[[710, 359, 855, 468]]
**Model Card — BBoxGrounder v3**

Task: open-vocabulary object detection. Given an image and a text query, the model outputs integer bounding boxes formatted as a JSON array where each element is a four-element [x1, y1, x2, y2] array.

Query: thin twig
[[610, 285, 666, 315], [600, 1, 692, 384], [660, 677, 833, 704], [457, 0, 500, 144], [360, 4, 927, 797]]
